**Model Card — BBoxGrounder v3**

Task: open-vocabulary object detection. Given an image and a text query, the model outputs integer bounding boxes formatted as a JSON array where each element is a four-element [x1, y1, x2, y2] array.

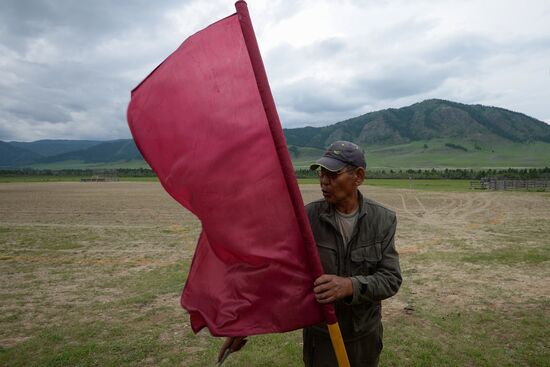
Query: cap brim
[[309, 157, 347, 171]]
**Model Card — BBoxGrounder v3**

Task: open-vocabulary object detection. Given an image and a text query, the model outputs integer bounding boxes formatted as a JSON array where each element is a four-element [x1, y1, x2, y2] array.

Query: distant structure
[[81, 169, 119, 182], [470, 177, 549, 191]]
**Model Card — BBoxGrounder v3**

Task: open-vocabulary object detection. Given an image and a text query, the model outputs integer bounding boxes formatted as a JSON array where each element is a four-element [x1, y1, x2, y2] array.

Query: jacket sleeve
[[349, 215, 402, 304]]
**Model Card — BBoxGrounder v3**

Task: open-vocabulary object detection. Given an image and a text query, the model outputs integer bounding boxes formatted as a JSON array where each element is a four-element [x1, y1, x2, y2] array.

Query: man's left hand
[[313, 274, 353, 304]]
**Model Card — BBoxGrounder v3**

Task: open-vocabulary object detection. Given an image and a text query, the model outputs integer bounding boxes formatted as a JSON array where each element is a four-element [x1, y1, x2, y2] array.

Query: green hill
[[363, 139, 550, 169], [284, 99, 550, 148], [286, 99, 550, 168], [8, 139, 103, 157], [2, 99, 549, 170], [0, 141, 42, 167], [35, 139, 142, 165]]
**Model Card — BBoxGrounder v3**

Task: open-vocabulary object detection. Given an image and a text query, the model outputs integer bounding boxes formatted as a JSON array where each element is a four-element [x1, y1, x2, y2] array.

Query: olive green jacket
[[305, 190, 402, 340]]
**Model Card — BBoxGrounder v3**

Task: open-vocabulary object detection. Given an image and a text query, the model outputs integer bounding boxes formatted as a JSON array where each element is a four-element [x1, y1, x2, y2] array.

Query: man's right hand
[[218, 336, 248, 362], [313, 274, 353, 304]]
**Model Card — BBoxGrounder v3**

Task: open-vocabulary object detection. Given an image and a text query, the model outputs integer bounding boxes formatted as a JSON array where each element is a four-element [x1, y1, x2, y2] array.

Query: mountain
[[284, 99, 550, 148], [35, 139, 142, 164], [8, 139, 103, 157], [1, 139, 143, 169], [2, 99, 549, 169], [0, 141, 42, 167]]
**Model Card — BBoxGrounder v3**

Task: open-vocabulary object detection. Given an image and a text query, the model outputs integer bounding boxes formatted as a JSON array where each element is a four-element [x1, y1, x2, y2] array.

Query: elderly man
[[303, 140, 402, 366], [219, 141, 402, 367]]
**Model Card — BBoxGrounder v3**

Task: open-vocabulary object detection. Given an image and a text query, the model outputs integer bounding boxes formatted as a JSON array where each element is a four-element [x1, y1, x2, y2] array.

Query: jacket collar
[[319, 189, 367, 226]]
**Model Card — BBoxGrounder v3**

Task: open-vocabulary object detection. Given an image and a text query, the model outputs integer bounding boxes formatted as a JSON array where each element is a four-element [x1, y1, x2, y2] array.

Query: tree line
[[1, 167, 549, 180], [295, 167, 550, 180], [0, 168, 155, 177]]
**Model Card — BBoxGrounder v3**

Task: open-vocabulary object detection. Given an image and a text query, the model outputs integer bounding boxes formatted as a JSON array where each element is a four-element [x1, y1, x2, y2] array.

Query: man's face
[[318, 166, 359, 205]]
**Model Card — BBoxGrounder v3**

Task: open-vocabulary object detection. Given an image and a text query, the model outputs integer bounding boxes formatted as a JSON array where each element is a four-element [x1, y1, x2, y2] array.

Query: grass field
[[297, 178, 474, 192], [0, 176, 159, 183], [291, 140, 550, 169], [364, 139, 550, 169], [1, 176, 474, 192], [29, 159, 150, 170], [7, 137, 550, 171], [1, 182, 549, 366]]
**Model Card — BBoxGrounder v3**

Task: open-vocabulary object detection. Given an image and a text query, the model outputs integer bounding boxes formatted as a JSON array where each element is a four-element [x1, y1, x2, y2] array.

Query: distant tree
[[445, 143, 468, 152]]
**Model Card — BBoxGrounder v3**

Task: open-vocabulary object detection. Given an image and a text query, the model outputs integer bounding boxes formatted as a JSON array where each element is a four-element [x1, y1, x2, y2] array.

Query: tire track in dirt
[[0, 222, 196, 230], [448, 197, 467, 218], [431, 197, 460, 217], [414, 195, 427, 214], [399, 192, 493, 235], [1, 247, 190, 255], [398, 193, 420, 220], [400, 193, 448, 223], [467, 196, 497, 220]]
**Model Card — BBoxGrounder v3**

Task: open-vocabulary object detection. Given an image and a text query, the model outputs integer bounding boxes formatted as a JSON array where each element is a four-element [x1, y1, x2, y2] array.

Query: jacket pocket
[[351, 301, 381, 334], [317, 242, 338, 274], [350, 241, 381, 275]]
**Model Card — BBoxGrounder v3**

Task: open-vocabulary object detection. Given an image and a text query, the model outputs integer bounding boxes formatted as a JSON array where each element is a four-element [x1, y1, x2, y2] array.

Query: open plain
[[1, 182, 549, 366]]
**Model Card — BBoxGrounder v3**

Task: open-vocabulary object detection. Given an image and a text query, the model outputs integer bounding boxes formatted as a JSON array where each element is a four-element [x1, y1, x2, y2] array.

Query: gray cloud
[[358, 63, 454, 100], [0, 0, 183, 51], [270, 33, 489, 126], [0, 0, 549, 141], [427, 35, 495, 64], [0, 0, 196, 141], [279, 78, 363, 113]]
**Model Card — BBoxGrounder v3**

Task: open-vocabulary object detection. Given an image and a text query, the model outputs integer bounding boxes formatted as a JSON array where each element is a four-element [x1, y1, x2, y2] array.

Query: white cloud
[[0, 0, 549, 140]]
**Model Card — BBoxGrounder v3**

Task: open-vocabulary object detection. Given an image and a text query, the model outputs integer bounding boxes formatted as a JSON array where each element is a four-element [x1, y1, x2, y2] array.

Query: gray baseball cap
[[310, 141, 366, 171]]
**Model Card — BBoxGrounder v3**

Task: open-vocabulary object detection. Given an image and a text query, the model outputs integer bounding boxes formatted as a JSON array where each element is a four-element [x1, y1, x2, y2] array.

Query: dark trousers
[[303, 324, 383, 367]]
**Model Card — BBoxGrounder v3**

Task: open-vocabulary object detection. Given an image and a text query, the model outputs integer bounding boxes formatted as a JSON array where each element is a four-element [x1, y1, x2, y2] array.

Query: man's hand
[[313, 274, 353, 304], [217, 336, 248, 362]]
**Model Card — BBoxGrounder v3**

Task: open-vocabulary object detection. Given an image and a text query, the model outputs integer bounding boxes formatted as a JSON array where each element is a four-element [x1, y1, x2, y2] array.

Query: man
[[303, 140, 402, 366], [219, 141, 402, 366]]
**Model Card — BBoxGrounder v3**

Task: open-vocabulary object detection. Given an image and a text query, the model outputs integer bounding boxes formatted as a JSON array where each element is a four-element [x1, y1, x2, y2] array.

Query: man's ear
[[355, 167, 365, 185]]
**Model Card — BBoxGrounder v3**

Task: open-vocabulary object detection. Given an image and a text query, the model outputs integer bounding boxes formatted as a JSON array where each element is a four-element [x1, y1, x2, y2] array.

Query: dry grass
[[1, 182, 549, 366]]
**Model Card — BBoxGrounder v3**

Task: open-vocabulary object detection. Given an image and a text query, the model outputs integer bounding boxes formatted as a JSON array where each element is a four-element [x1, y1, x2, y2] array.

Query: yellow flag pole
[[327, 322, 351, 367], [235, 2, 351, 365]]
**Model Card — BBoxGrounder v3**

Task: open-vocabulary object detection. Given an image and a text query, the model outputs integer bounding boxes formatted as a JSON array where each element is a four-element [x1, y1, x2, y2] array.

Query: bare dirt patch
[[302, 184, 550, 319], [0, 182, 199, 349], [1, 182, 549, 366]]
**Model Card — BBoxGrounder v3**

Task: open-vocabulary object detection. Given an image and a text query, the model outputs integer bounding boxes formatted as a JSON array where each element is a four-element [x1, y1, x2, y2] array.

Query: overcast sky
[[1, 0, 549, 142]]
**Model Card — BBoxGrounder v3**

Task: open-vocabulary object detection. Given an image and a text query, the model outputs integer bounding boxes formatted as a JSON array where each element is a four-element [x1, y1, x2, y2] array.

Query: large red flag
[[127, 2, 335, 336]]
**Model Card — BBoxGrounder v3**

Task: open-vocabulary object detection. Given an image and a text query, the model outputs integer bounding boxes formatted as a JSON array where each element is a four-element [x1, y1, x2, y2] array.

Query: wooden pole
[[234, 2, 350, 366]]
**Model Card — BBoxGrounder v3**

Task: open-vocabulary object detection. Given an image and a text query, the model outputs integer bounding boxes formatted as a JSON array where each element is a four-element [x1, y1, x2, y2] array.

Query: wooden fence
[[470, 177, 549, 191], [80, 170, 119, 182]]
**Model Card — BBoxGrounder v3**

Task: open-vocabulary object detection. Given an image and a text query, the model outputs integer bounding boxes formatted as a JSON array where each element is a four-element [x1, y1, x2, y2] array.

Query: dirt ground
[[1, 182, 549, 365], [303, 185, 550, 317]]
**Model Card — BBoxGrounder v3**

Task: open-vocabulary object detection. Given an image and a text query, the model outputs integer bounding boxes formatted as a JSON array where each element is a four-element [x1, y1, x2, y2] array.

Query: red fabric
[[127, 13, 325, 336], [235, 1, 336, 324]]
